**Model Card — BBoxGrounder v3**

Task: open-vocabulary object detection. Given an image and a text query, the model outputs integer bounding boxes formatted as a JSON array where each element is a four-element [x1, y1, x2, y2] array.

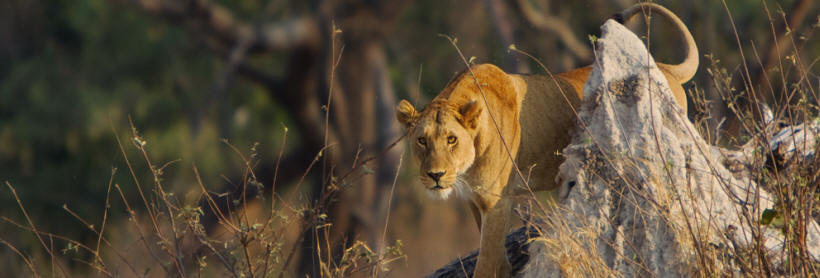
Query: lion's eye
[[447, 136, 457, 144], [417, 137, 426, 146]]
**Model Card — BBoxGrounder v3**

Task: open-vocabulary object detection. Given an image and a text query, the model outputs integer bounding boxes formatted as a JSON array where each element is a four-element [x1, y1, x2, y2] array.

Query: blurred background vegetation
[[1, 0, 818, 276]]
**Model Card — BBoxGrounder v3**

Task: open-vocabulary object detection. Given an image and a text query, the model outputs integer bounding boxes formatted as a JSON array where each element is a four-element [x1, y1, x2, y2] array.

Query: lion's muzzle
[[427, 171, 445, 182]]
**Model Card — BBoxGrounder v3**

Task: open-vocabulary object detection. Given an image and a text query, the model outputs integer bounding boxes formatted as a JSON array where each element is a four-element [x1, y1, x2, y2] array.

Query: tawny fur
[[396, 3, 698, 277]]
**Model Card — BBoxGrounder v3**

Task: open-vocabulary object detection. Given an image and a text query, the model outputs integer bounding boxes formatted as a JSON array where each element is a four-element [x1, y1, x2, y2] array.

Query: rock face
[[429, 19, 820, 278], [520, 19, 820, 277]]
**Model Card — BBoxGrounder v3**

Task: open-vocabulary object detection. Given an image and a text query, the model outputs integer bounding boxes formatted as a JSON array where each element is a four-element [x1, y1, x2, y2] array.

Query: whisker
[[453, 176, 472, 199]]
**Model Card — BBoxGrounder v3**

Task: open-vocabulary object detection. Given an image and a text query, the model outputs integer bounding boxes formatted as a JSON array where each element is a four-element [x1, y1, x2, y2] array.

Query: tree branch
[[513, 0, 592, 61], [125, 0, 319, 52]]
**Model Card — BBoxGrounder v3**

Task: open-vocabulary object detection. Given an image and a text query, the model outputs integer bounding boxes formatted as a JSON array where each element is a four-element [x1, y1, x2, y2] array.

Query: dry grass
[[505, 1, 820, 276], [1, 2, 819, 278], [0, 25, 407, 278], [1, 120, 407, 278], [525, 207, 620, 278]]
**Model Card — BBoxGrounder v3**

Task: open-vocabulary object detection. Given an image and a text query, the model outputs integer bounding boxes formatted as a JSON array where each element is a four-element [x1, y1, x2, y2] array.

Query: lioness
[[396, 3, 698, 277]]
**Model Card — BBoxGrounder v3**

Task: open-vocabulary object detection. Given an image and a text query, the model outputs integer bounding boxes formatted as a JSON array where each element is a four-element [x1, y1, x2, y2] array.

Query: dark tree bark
[[118, 0, 409, 276]]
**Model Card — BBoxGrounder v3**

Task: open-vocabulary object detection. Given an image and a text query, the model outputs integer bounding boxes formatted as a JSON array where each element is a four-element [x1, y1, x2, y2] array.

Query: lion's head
[[396, 98, 482, 199]]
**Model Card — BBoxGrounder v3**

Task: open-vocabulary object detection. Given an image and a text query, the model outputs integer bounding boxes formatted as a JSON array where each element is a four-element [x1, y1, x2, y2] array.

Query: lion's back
[[512, 73, 585, 192]]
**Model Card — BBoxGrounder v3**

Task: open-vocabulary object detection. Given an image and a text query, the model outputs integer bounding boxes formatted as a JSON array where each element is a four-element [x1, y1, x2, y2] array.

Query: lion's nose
[[427, 171, 445, 182]]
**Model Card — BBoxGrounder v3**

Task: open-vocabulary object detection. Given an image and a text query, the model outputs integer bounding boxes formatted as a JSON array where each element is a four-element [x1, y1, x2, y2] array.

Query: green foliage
[[0, 0, 293, 244], [760, 208, 782, 226]]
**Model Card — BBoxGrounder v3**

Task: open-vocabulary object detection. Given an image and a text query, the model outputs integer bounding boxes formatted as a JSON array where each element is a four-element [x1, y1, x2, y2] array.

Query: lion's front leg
[[473, 197, 512, 278]]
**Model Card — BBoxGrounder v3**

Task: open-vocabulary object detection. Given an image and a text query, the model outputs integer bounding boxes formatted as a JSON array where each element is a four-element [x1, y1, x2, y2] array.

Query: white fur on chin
[[425, 179, 471, 200], [426, 187, 453, 200]]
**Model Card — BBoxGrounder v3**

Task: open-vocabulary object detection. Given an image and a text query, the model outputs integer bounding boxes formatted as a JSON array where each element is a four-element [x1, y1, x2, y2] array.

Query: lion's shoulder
[[436, 64, 521, 111]]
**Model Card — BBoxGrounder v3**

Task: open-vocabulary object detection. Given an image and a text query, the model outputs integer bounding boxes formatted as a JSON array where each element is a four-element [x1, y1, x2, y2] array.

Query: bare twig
[[1, 216, 113, 276], [4, 182, 70, 277], [61, 204, 141, 277], [111, 182, 170, 275], [0, 237, 40, 278], [513, 0, 592, 61], [373, 152, 404, 277], [751, 0, 813, 98], [130, 123, 187, 277]]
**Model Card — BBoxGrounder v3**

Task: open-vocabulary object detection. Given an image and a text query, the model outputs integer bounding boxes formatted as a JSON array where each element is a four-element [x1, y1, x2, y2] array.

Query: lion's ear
[[458, 101, 482, 129], [396, 99, 418, 129]]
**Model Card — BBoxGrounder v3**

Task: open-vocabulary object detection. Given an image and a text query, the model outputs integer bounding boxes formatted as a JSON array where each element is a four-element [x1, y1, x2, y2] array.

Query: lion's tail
[[614, 3, 699, 83]]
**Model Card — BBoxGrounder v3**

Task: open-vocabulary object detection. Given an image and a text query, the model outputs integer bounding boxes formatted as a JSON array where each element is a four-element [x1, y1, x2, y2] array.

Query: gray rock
[[521, 19, 820, 277]]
